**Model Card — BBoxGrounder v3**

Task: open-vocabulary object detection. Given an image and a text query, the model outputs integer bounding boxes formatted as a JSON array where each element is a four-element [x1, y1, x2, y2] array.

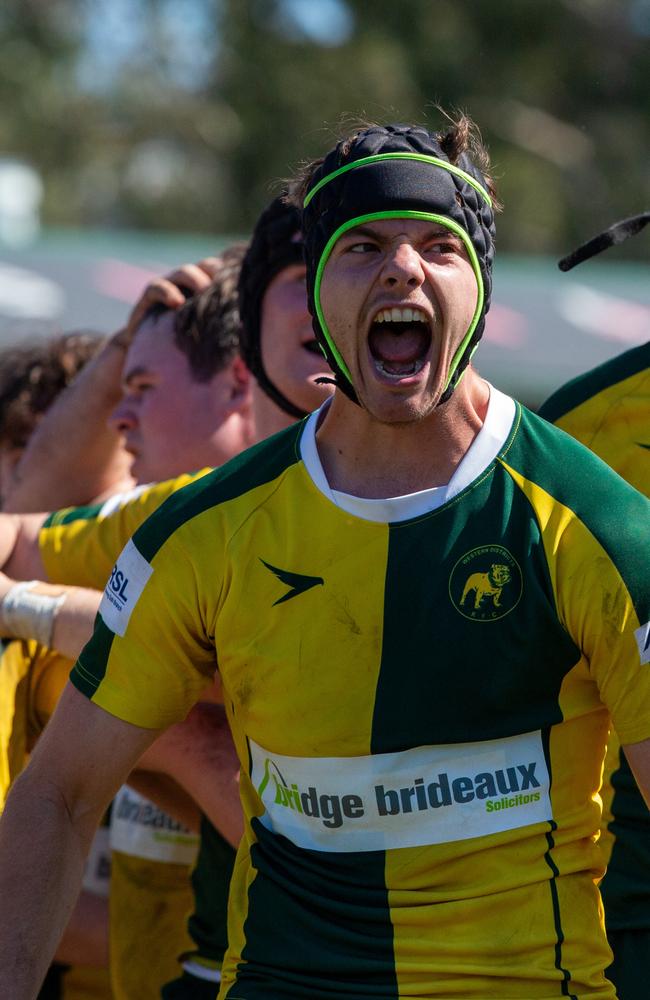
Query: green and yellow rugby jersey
[[539, 342, 650, 496], [539, 341, 650, 933], [70, 387, 650, 999], [39, 470, 211, 589]]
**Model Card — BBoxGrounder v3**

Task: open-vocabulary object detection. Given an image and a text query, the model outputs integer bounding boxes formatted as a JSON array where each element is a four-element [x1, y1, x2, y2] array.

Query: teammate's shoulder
[[537, 341, 650, 423], [129, 421, 305, 557], [43, 474, 201, 529], [502, 405, 649, 607], [502, 403, 648, 512], [165, 420, 304, 509]]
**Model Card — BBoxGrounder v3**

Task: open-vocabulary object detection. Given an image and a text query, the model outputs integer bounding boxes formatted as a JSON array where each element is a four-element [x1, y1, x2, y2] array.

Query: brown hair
[[138, 243, 248, 384], [0, 331, 103, 449], [173, 243, 247, 383]]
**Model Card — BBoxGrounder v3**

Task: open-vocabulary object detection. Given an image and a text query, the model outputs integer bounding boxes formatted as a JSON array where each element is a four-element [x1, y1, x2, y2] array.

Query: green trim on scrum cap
[[313, 211, 485, 392], [303, 153, 493, 211]]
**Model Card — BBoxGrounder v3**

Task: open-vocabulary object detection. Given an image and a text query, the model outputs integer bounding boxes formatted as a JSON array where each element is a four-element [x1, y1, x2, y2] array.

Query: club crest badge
[[449, 544, 523, 622]]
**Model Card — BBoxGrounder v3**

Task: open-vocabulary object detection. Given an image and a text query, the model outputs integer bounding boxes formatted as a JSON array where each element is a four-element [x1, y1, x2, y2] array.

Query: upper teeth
[[374, 306, 428, 324]]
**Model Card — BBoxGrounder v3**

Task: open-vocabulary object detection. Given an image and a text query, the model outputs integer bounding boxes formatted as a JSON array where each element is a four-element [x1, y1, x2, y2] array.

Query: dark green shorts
[[161, 970, 220, 999], [607, 929, 650, 1000]]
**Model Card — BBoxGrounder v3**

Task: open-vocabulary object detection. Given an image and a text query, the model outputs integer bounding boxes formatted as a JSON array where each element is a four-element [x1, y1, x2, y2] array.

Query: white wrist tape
[[0, 581, 66, 648]]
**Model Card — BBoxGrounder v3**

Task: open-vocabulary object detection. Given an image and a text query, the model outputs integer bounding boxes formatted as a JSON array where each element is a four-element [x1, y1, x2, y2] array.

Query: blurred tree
[[214, 0, 650, 253], [0, 0, 647, 254]]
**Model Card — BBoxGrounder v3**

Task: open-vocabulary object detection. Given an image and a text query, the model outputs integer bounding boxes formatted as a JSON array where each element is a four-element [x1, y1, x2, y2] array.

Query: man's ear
[[229, 354, 252, 405]]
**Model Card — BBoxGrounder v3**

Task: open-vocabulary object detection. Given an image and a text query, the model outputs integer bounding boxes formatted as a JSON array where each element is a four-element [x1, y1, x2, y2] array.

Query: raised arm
[[5, 331, 135, 513], [0, 684, 160, 999], [5, 256, 221, 514]]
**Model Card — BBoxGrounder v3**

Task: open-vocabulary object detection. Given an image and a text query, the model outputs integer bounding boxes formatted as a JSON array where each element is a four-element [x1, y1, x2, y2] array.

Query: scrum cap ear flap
[[558, 212, 650, 271]]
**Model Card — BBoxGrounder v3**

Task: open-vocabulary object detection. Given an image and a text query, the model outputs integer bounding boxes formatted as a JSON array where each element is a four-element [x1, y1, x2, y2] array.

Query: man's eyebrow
[[343, 223, 462, 241], [425, 226, 463, 241], [122, 365, 152, 388], [342, 224, 380, 240]]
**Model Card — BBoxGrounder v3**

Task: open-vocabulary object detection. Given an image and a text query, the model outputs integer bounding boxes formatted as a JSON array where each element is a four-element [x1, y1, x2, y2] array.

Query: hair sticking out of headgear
[[558, 212, 650, 272]]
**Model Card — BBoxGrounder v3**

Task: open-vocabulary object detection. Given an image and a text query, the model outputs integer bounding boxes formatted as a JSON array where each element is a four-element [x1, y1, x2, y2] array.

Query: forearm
[[0, 576, 100, 660], [5, 336, 134, 513], [50, 585, 101, 659], [0, 684, 159, 997], [0, 771, 94, 997], [138, 702, 243, 846]]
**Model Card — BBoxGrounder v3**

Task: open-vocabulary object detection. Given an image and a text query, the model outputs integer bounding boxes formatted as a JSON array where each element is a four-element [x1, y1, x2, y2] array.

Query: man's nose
[[380, 242, 425, 289], [107, 400, 137, 434]]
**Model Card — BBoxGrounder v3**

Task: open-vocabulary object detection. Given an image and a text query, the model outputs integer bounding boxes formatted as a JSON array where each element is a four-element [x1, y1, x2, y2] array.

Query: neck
[[251, 385, 296, 442], [315, 371, 490, 498]]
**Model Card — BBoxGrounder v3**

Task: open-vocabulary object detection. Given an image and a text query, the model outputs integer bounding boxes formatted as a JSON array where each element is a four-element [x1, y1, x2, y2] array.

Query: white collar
[[299, 385, 516, 523]]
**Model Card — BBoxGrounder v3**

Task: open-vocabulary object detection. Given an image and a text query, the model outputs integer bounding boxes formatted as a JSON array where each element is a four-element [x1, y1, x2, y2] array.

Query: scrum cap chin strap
[[301, 126, 496, 406], [559, 212, 650, 271]]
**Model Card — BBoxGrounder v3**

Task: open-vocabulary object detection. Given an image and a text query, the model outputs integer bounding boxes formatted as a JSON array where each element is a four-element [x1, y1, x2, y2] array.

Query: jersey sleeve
[[70, 495, 221, 730], [38, 470, 211, 590], [551, 504, 650, 745], [502, 439, 650, 746]]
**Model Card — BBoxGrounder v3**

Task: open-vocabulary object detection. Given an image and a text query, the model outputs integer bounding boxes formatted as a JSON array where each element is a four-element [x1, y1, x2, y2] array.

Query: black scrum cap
[[239, 196, 307, 418]]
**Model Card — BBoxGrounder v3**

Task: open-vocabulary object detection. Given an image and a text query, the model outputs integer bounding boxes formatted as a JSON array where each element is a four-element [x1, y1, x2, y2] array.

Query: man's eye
[[348, 242, 377, 254], [429, 241, 459, 256]]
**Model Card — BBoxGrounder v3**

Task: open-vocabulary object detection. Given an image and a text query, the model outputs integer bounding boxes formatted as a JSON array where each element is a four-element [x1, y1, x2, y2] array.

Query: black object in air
[[558, 212, 650, 271]]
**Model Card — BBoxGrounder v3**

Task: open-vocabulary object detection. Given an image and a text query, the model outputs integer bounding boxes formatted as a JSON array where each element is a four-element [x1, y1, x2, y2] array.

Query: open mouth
[[368, 306, 432, 379]]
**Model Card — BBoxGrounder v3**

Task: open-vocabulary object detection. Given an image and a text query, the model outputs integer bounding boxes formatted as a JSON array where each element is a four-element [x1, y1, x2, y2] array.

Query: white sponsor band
[[110, 785, 199, 865], [250, 730, 552, 852], [99, 538, 152, 637]]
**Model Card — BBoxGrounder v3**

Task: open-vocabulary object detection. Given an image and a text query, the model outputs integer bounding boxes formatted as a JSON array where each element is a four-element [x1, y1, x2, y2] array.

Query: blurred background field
[[0, 0, 648, 404]]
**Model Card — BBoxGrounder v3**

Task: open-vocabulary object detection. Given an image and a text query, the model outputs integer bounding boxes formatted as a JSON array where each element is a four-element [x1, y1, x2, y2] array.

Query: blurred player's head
[[0, 331, 102, 506], [290, 116, 498, 409], [239, 195, 333, 436], [109, 245, 254, 484]]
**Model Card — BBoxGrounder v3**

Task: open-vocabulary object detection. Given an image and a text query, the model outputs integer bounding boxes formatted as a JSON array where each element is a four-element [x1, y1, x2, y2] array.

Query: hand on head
[[125, 256, 224, 342]]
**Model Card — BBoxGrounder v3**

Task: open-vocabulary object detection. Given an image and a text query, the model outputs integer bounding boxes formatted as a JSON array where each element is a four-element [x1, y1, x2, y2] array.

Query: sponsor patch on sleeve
[[99, 538, 152, 637], [635, 621, 650, 665]]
